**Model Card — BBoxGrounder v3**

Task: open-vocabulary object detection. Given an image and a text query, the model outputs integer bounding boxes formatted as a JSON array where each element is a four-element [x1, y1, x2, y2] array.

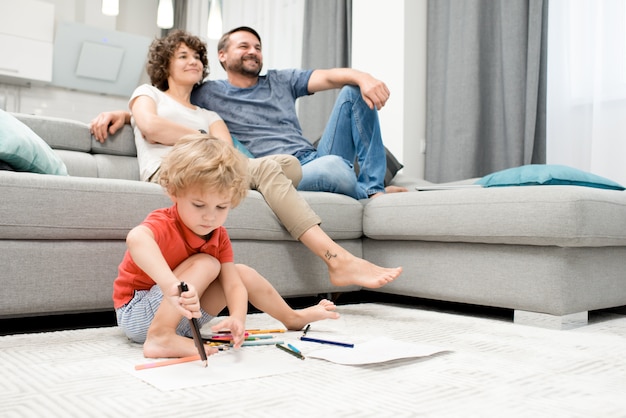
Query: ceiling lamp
[[157, 0, 174, 29], [207, 0, 223, 40], [101, 0, 119, 16]]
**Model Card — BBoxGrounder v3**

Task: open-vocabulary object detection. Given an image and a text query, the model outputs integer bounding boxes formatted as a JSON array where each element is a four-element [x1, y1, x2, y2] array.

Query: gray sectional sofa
[[2, 113, 626, 329]]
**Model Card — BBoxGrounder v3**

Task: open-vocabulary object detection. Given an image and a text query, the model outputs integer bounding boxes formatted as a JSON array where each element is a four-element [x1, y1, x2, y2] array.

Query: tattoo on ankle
[[325, 250, 337, 261]]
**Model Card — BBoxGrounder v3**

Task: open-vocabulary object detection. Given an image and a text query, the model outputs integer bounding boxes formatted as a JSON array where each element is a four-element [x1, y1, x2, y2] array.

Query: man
[[91, 26, 407, 199]]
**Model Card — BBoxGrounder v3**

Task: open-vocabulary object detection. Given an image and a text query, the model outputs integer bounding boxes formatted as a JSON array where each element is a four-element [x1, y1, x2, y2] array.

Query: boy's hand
[[211, 317, 246, 348], [168, 282, 201, 320]]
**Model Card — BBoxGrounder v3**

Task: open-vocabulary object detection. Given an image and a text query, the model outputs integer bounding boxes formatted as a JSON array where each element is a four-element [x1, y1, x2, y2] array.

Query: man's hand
[[308, 68, 390, 110], [89, 110, 129, 143], [358, 74, 390, 111]]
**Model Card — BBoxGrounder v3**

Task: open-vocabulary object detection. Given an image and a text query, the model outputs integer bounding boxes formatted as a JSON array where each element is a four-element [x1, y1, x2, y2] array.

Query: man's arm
[[307, 68, 391, 110], [89, 110, 131, 143]]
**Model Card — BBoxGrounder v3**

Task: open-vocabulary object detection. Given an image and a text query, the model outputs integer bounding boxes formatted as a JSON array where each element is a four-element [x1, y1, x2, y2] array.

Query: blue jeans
[[296, 86, 387, 199]]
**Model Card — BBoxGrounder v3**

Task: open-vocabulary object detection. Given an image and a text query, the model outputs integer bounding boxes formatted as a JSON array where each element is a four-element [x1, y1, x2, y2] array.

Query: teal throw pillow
[[232, 136, 254, 159], [475, 164, 624, 190], [0, 110, 68, 175]]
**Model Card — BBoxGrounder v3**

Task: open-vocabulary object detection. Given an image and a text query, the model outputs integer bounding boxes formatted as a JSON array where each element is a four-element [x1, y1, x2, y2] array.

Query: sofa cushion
[[475, 164, 625, 190], [91, 125, 137, 157], [13, 112, 92, 152], [363, 186, 626, 247], [233, 136, 254, 158], [0, 171, 170, 240], [14, 113, 138, 158], [225, 190, 364, 241], [0, 170, 363, 241], [0, 110, 68, 175]]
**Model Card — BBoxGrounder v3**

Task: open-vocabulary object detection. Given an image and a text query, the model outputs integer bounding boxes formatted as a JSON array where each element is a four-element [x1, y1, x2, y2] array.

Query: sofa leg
[[513, 310, 588, 330]]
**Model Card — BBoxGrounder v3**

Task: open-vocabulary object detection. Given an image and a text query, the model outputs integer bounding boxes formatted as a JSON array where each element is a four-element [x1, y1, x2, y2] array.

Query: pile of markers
[[205, 328, 287, 347], [135, 325, 356, 370]]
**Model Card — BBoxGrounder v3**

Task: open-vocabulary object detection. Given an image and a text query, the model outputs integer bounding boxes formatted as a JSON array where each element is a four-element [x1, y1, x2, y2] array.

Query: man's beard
[[231, 56, 262, 77]]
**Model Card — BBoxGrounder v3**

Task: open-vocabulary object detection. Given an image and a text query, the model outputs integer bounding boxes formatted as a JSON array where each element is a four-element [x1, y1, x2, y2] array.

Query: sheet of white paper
[[130, 348, 301, 391], [306, 337, 446, 365]]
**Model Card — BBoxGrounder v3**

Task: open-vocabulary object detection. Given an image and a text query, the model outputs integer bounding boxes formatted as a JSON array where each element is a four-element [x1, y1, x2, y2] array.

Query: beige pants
[[247, 155, 321, 239], [150, 154, 321, 240]]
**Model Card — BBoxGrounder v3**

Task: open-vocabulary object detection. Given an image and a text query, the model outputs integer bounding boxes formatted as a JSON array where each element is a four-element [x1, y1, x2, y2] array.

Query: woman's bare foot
[[143, 330, 217, 359], [327, 252, 402, 288], [282, 299, 340, 330]]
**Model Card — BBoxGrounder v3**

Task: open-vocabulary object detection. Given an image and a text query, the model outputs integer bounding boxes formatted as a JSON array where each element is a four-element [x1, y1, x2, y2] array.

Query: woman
[[91, 30, 402, 289]]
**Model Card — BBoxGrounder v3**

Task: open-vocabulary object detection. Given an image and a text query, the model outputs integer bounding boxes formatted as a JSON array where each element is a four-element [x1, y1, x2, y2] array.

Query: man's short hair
[[217, 26, 262, 54]]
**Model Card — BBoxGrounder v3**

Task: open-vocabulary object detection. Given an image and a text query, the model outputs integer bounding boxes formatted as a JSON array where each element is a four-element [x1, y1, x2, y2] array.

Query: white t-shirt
[[129, 84, 222, 181]]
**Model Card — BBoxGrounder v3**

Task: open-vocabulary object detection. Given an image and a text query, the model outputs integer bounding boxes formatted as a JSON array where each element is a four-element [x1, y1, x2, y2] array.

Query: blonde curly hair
[[158, 134, 249, 207]]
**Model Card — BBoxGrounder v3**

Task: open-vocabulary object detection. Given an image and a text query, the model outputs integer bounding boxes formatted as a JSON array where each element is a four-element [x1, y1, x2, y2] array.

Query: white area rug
[[1, 303, 625, 417]]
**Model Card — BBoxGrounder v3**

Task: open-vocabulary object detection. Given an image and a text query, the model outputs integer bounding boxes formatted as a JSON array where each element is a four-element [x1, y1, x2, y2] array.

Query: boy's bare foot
[[282, 299, 340, 330], [328, 254, 402, 289], [143, 331, 217, 359]]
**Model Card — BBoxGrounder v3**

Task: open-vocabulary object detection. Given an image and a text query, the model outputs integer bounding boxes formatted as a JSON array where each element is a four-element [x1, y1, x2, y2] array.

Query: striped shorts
[[115, 284, 214, 344]]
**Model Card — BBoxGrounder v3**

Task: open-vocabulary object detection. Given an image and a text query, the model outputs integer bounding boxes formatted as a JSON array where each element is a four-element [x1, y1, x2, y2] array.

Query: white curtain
[[185, 0, 305, 82], [547, 0, 626, 185]]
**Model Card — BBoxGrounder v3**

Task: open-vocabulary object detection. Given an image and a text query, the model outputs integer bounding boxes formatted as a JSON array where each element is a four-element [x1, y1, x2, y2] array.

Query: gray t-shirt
[[191, 69, 315, 158]]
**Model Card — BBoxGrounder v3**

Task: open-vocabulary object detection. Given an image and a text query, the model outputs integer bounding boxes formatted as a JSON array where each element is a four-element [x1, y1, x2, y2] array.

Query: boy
[[113, 135, 338, 359]]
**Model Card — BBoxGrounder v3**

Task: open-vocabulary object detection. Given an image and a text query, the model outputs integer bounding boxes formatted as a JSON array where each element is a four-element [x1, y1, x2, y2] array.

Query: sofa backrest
[[13, 113, 140, 181]]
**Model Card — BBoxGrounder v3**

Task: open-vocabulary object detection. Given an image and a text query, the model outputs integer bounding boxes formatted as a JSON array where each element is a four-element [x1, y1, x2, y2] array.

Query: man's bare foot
[[369, 185, 408, 199], [328, 253, 402, 289], [282, 299, 340, 330], [386, 185, 408, 193], [143, 331, 217, 359]]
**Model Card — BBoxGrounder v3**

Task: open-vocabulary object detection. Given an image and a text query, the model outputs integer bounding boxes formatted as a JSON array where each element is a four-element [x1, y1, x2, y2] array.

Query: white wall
[[0, 0, 160, 123], [352, 0, 427, 178]]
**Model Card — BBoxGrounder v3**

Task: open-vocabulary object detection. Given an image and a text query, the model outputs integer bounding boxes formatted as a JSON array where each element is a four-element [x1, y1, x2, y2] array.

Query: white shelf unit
[[0, 0, 55, 85]]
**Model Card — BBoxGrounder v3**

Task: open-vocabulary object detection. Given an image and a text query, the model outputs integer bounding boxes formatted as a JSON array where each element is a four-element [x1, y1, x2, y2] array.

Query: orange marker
[[135, 355, 200, 371], [247, 329, 286, 334]]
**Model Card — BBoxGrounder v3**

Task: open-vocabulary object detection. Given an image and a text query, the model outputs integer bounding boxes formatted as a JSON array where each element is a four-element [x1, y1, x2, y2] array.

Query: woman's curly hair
[[146, 29, 209, 91]]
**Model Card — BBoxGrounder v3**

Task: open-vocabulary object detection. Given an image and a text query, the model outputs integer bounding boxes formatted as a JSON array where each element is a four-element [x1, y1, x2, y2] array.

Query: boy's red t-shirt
[[112, 204, 234, 309]]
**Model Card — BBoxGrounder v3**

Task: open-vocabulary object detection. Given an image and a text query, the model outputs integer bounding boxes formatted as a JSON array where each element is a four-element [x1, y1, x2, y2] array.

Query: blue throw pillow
[[475, 164, 624, 190], [0, 110, 68, 175], [232, 136, 254, 159]]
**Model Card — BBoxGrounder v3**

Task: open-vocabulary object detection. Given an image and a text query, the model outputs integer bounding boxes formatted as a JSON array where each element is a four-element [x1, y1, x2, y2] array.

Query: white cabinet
[[0, 0, 54, 84]]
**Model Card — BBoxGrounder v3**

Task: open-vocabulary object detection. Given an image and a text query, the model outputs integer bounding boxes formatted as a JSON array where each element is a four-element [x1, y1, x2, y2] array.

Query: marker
[[245, 335, 274, 341], [179, 282, 208, 367], [208, 342, 230, 350], [247, 329, 286, 334], [287, 343, 301, 354], [302, 324, 311, 336], [300, 336, 354, 348], [208, 332, 250, 341], [135, 355, 200, 370], [276, 343, 305, 360], [240, 340, 284, 347], [134, 343, 227, 371]]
